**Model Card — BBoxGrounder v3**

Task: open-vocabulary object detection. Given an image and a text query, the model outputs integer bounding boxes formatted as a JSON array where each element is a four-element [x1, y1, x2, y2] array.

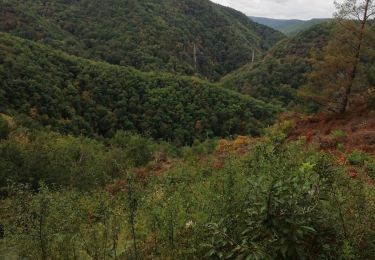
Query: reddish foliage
[[337, 154, 347, 166], [288, 109, 375, 156], [288, 109, 375, 185], [135, 168, 147, 179], [106, 179, 127, 195], [366, 178, 375, 185], [213, 160, 225, 170], [349, 169, 358, 179]]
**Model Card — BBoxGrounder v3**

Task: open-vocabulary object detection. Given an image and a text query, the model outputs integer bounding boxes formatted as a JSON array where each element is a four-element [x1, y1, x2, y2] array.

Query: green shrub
[[111, 131, 154, 167], [365, 159, 375, 179], [330, 129, 347, 139], [0, 131, 133, 190], [2, 137, 375, 259], [0, 116, 10, 140], [347, 150, 370, 166], [204, 140, 375, 259], [330, 129, 347, 149], [347, 150, 375, 178], [181, 139, 218, 159]]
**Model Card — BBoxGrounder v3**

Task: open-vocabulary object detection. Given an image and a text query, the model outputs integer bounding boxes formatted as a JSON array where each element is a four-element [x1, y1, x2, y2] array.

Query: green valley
[[1, 0, 375, 259]]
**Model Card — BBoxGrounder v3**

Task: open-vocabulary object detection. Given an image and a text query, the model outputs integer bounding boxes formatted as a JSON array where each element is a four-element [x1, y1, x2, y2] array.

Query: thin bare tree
[[334, 0, 375, 113]]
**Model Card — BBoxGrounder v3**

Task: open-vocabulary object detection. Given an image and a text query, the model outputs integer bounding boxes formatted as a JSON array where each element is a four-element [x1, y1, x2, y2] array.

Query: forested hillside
[[221, 23, 334, 106], [249, 16, 304, 32], [0, 32, 279, 145], [1, 0, 375, 259], [0, 0, 283, 79], [281, 19, 330, 35], [250, 16, 329, 35], [222, 20, 375, 110]]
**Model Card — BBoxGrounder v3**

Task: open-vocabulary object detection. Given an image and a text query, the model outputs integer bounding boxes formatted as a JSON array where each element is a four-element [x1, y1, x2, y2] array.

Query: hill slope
[[0, 32, 279, 145], [250, 16, 330, 35], [282, 18, 330, 35], [221, 23, 333, 105], [0, 0, 283, 79]]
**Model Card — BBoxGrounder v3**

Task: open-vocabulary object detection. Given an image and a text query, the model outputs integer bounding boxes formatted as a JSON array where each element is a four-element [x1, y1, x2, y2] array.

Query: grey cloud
[[211, 0, 335, 20]]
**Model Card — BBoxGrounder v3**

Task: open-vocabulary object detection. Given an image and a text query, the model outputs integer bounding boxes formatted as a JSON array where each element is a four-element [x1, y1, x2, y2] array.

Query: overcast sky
[[210, 0, 335, 20]]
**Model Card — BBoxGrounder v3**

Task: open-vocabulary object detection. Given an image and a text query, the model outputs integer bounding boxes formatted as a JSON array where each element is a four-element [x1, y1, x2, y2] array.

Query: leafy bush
[[204, 140, 333, 259], [1, 185, 130, 259], [366, 160, 375, 178], [330, 129, 347, 149], [1, 135, 375, 259], [0, 129, 158, 191], [330, 129, 347, 139], [110, 131, 154, 167], [0, 116, 9, 140], [349, 150, 375, 179], [347, 150, 369, 166]]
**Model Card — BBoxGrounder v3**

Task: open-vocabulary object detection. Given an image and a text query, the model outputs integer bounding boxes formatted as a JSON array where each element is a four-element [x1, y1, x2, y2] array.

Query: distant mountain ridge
[[250, 16, 330, 35]]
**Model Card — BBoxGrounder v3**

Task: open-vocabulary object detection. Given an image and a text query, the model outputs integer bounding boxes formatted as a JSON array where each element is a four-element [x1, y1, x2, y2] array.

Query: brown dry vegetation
[[289, 109, 375, 156]]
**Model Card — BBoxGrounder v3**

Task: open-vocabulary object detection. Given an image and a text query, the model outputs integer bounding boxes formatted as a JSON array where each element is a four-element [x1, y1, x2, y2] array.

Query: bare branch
[[366, 11, 375, 19]]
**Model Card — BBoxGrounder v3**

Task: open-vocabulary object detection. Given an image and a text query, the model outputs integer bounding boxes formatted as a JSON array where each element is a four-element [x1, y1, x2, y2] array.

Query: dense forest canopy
[[220, 23, 334, 106], [0, 32, 279, 145], [0, 0, 283, 79], [221, 20, 375, 110]]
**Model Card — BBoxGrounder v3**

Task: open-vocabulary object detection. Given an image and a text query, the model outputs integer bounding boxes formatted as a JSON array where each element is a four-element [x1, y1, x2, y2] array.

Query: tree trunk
[[341, 0, 370, 113], [39, 204, 47, 260]]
